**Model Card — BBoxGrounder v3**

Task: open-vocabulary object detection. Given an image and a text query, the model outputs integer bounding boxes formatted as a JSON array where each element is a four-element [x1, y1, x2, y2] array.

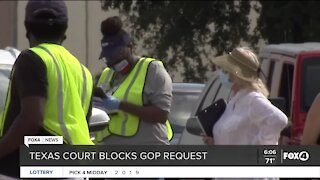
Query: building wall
[[0, 1, 17, 49], [16, 1, 117, 79]]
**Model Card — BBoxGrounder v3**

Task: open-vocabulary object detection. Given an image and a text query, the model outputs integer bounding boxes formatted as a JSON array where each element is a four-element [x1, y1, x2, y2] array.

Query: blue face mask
[[218, 70, 233, 88]]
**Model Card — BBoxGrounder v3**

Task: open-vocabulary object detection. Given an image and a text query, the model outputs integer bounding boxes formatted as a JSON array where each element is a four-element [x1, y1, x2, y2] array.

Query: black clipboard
[[94, 86, 107, 98], [196, 98, 227, 137]]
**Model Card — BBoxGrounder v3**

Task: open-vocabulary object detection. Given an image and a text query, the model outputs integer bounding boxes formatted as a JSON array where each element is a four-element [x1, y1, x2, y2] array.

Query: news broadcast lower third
[[19, 136, 320, 178]]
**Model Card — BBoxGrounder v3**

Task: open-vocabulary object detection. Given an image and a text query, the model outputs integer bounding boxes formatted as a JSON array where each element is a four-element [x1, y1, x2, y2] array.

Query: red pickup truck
[[259, 42, 320, 144]]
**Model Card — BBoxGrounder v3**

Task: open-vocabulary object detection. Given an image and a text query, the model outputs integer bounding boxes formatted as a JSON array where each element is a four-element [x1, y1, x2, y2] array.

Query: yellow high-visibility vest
[[95, 58, 173, 142], [0, 43, 93, 145]]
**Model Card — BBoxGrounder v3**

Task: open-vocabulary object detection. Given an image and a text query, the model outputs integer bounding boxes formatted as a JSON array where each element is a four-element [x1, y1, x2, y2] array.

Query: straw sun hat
[[212, 47, 261, 82]]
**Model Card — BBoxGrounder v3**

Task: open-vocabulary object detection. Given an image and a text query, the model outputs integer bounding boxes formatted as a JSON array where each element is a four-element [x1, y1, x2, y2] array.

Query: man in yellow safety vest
[[0, 1, 93, 177]]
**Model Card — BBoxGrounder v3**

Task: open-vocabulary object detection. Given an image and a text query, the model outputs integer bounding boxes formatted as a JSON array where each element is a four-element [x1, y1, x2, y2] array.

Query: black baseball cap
[[25, 0, 68, 24], [99, 32, 131, 60]]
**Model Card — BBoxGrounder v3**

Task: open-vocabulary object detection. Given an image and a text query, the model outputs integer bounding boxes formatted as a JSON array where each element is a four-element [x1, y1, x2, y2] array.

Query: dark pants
[[0, 149, 20, 178], [0, 149, 69, 180]]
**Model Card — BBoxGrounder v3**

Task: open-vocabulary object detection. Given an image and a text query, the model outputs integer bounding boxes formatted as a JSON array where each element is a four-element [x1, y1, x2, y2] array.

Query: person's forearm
[[119, 101, 168, 123], [0, 115, 41, 159]]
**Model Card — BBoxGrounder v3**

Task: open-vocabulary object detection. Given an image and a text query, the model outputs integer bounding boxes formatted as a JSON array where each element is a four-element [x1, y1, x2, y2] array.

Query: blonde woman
[[202, 47, 288, 145]]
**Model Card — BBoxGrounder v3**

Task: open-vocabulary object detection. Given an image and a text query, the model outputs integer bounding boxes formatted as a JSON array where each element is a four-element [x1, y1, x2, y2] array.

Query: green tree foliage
[[254, 1, 320, 44], [101, 0, 252, 83]]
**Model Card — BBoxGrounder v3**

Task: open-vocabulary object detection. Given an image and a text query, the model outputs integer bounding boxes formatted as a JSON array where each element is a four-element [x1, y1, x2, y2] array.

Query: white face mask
[[112, 59, 129, 72], [218, 70, 233, 88]]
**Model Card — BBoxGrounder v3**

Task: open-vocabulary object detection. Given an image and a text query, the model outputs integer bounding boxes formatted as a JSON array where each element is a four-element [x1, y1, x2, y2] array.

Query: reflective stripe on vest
[[80, 64, 87, 109], [97, 68, 113, 92], [36, 44, 93, 144], [0, 43, 93, 144], [37, 45, 72, 143], [95, 58, 173, 142]]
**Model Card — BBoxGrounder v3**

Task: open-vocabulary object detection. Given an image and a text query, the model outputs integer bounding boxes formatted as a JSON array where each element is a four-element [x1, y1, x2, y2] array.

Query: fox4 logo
[[283, 151, 310, 162]]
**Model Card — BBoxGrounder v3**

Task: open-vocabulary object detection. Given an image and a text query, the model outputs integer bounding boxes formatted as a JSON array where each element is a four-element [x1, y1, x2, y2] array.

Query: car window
[[279, 62, 294, 116], [0, 64, 12, 111], [260, 58, 270, 84], [198, 78, 220, 111], [178, 72, 231, 145], [261, 59, 275, 92], [198, 78, 231, 112], [169, 91, 201, 133], [215, 83, 231, 103], [301, 57, 320, 112]]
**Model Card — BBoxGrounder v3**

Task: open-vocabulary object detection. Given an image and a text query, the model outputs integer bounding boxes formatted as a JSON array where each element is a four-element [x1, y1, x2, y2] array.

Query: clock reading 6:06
[[263, 149, 277, 155]]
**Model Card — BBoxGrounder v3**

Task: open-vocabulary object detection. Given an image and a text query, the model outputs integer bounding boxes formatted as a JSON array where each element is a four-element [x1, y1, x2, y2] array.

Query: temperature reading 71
[[265, 157, 276, 164]]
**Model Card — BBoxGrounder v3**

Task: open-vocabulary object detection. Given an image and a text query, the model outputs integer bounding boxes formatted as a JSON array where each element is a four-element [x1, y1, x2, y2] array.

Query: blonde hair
[[232, 47, 269, 97], [233, 76, 269, 97]]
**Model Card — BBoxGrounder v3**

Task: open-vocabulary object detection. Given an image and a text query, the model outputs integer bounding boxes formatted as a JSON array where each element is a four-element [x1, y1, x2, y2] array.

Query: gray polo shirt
[[100, 57, 173, 145]]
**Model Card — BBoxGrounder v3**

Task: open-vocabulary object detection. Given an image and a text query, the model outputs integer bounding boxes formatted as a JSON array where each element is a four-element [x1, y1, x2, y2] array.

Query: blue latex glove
[[93, 95, 120, 110]]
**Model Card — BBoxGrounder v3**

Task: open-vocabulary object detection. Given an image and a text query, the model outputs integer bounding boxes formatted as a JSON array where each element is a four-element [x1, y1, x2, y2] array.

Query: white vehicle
[[178, 72, 231, 145], [0, 47, 109, 137], [169, 83, 205, 145], [0, 47, 19, 111]]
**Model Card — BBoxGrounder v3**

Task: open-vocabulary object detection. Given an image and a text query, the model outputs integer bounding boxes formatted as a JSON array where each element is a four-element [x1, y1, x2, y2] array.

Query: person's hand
[[93, 95, 120, 110], [201, 133, 214, 145]]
